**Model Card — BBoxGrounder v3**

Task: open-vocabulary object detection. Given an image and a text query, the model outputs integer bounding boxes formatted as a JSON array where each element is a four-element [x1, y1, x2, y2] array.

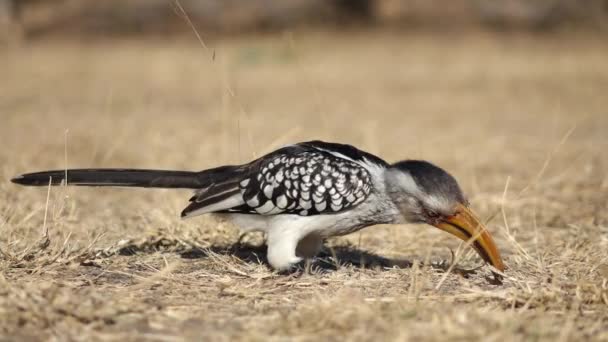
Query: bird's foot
[[274, 258, 307, 277], [232, 233, 248, 252]]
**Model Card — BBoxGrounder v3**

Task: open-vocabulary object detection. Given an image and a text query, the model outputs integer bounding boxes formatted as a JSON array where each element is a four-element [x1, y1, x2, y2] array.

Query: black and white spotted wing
[[180, 141, 388, 218], [231, 142, 388, 216]]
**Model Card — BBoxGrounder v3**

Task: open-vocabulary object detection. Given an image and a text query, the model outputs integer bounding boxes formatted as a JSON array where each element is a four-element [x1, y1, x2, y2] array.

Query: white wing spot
[[346, 193, 356, 203], [315, 201, 327, 212], [313, 193, 324, 203], [246, 194, 260, 207], [266, 206, 284, 215], [276, 170, 284, 182], [299, 198, 312, 209], [263, 185, 274, 198], [256, 201, 276, 214], [276, 195, 288, 209]]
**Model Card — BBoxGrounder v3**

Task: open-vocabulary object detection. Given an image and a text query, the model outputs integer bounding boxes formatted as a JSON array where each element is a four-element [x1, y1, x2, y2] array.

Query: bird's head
[[385, 160, 505, 272]]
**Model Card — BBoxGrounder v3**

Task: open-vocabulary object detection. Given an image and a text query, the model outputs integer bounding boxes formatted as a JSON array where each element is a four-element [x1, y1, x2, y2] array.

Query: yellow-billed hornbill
[[11, 140, 505, 272]]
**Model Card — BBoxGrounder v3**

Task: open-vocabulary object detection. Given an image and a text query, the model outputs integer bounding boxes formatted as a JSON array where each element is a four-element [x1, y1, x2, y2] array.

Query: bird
[[11, 140, 505, 272]]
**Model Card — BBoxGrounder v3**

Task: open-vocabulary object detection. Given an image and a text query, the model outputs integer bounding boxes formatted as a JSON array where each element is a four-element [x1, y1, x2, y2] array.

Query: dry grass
[[1, 30, 608, 341]]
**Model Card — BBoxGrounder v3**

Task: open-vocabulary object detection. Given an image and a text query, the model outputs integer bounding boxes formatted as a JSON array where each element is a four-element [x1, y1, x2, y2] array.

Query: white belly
[[217, 211, 373, 238]]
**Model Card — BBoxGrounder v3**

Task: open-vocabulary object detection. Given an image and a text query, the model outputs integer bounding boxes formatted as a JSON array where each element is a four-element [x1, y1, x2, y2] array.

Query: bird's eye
[[426, 210, 440, 219]]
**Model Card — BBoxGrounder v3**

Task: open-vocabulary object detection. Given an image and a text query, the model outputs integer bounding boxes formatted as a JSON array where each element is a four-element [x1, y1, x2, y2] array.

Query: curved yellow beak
[[433, 204, 505, 272]]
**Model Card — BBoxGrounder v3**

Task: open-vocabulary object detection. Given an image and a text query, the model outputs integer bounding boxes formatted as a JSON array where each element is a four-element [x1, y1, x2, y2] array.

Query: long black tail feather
[[11, 169, 207, 189]]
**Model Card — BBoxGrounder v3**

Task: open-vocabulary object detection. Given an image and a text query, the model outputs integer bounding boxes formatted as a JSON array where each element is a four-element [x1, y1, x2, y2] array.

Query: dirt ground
[[1, 30, 607, 341]]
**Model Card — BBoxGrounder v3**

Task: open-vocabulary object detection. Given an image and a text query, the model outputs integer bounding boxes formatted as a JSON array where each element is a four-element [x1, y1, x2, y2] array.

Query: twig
[[42, 177, 52, 239]]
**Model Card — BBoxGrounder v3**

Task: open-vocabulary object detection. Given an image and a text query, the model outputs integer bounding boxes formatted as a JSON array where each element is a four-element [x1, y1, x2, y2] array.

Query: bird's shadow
[[114, 241, 498, 282], [179, 243, 463, 274]]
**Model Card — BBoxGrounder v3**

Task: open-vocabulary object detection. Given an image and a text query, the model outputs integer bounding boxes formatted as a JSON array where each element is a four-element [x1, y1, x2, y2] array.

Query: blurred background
[[0, 0, 608, 39], [1, 0, 608, 39]]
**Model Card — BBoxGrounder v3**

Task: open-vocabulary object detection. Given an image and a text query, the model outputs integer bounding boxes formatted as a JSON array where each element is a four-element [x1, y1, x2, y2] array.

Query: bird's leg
[[297, 233, 324, 275], [266, 226, 304, 272], [235, 232, 249, 249], [296, 233, 324, 259], [230, 232, 248, 255]]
